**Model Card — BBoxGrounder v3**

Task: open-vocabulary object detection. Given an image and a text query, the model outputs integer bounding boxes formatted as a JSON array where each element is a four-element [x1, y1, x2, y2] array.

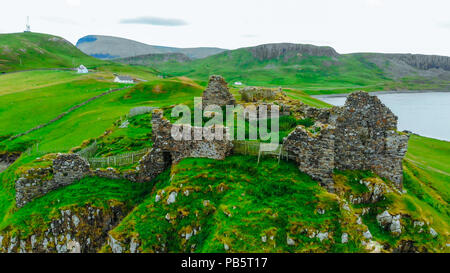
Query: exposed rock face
[[138, 109, 233, 182], [284, 91, 409, 190], [114, 52, 191, 66], [376, 210, 402, 236], [202, 75, 236, 109], [15, 154, 91, 208], [349, 178, 389, 204], [247, 43, 339, 61], [0, 202, 126, 253], [0, 152, 20, 173], [386, 53, 450, 71]]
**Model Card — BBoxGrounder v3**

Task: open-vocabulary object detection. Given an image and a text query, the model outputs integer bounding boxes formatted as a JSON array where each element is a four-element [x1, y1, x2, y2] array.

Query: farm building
[[114, 75, 135, 84], [77, 65, 88, 74]]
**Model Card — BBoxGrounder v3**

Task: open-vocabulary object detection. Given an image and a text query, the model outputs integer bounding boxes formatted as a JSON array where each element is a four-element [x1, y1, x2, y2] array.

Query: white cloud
[[120, 16, 187, 26]]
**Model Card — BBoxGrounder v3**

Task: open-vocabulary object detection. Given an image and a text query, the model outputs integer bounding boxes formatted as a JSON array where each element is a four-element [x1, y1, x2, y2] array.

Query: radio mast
[[25, 16, 31, 32]]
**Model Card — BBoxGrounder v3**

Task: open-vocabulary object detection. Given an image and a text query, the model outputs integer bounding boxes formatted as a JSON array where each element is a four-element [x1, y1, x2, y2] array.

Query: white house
[[234, 81, 243, 86], [114, 75, 135, 84], [77, 65, 88, 74]]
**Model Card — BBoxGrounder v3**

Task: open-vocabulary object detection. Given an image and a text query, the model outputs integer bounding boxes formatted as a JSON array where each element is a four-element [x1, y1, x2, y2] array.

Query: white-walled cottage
[[114, 75, 135, 84]]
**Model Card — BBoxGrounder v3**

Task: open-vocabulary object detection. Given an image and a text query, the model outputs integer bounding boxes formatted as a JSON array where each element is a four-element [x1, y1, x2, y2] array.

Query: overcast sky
[[1, 0, 450, 56]]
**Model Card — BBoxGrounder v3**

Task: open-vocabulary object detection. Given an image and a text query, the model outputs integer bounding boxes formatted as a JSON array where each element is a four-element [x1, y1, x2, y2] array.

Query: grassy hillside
[[0, 35, 447, 253], [0, 32, 103, 72], [153, 46, 450, 93]]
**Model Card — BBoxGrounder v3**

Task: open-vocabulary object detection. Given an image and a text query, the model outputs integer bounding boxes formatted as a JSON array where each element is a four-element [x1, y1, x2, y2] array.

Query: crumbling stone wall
[[202, 75, 236, 109], [239, 87, 284, 102], [284, 92, 409, 190], [283, 123, 336, 191], [138, 109, 233, 182], [15, 154, 91, 208]]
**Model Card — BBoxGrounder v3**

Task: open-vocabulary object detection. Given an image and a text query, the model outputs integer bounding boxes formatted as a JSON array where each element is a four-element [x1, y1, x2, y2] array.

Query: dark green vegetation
[[153, 45, 450, 93]]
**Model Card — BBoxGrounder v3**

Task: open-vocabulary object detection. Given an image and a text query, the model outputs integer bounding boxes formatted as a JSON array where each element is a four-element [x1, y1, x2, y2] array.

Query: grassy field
[[0, 76, 125, 137]]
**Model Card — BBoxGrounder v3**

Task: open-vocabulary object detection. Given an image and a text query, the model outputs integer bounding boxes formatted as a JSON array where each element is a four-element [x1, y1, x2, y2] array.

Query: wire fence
[[85, 148, 151, 168], [76, 141, 98, 158], [232, 141, 294, 165]]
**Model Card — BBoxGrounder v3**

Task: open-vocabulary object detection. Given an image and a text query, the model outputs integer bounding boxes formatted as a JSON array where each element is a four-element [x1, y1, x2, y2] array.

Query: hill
[[113, 52, 191, 66], [0, 32, 101, 73], [0, 34, 448, 253], [153, 43, 450, 93], [76, 35, 226, 60]]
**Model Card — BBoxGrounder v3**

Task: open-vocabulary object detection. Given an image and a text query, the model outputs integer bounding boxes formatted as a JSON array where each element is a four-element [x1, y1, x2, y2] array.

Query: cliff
[[246, 43, 340, 61]]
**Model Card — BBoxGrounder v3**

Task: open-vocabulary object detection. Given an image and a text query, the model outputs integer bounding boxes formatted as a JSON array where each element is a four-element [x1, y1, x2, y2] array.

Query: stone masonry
[[283, 123, 336, 191], [202, 75, 236, 109], [15, 154, 91, 208], [138, 109, 233, 182], [284, 91, 409, 190]]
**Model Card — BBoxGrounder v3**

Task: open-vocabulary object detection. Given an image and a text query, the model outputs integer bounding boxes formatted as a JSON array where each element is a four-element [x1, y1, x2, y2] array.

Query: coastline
[[311, 89, 450, 99]]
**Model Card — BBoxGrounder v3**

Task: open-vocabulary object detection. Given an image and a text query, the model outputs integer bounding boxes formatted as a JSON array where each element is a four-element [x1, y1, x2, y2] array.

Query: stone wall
[[138, 109, 233, 182], [283, 123, 336, 191], [239, 87, 283, 102], [15, 155, 141, 208], [202, 75, 236, 109], [283, 92, 409, 190], [15, 154, 91, 208]]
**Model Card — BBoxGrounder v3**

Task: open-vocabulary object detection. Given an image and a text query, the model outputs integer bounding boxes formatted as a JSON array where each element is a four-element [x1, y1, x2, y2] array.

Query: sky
[[1, 0, 450, 56]]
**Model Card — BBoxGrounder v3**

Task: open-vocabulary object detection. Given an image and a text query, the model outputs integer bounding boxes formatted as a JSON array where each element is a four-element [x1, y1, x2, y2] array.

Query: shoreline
[[311, 89, 450, 99]]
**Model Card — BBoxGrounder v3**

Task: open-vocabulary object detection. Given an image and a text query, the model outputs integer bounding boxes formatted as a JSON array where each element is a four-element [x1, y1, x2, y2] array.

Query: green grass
[[400, 135, 450, 237], [107, 156, 365, 253], [0, 32, 102, 72], [0, 176, 155, 237], [93, 113, 153, 157], [0, 77, 125, 138], [152, 48, 449, 94]]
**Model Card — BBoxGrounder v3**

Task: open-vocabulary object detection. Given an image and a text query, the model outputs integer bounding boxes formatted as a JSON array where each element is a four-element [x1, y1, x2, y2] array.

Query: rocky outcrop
[[138, 109, 233, 182], [202, 75, 236, 109], [284, 91, 409, 190], [114, 52, 191, 66], [247, 43, 339, 61], [349, 178, 389, 204], [386, 53, 450, 71], [376, 210, 402, 236], [15, 154, 91, 208], [0, 202, 126, 253]]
